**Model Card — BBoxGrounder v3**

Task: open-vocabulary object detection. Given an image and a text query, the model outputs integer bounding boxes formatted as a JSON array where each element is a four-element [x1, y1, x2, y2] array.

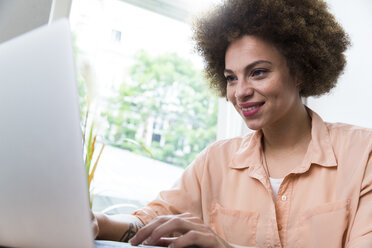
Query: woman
[[93, 0, 372, 247]]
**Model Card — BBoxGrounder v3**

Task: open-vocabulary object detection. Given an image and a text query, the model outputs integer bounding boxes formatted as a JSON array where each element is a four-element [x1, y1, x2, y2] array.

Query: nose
[[234, 78, 254, 101]]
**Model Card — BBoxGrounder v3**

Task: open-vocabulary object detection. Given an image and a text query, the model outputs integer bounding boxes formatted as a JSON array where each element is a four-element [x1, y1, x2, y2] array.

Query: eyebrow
[[224, 60, 272, 74]]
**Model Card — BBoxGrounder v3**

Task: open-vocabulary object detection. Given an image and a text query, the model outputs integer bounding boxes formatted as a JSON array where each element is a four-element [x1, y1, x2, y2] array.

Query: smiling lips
[[239, 102, 265, 117]]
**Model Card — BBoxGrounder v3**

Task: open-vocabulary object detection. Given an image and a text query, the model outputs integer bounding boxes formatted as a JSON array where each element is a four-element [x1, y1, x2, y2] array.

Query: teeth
[[242, 106, 259, 111]]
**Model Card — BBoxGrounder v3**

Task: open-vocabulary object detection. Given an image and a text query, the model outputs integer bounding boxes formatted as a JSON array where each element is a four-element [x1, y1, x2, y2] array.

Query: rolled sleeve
[[132, 148, 207, 225]]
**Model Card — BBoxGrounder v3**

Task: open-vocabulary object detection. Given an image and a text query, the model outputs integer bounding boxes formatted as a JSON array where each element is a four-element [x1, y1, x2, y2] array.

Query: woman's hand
[[91, 211, 100, 239], [91, 211, 143, 241], [129, 213, 232, 248]]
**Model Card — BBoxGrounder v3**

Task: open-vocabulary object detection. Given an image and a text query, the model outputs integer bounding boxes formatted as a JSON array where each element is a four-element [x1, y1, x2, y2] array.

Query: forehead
[[225, 35, 285, 70]]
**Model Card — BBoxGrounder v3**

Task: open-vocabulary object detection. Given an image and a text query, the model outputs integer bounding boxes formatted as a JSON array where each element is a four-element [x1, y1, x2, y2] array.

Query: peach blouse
[[133, 109, 372, 248]]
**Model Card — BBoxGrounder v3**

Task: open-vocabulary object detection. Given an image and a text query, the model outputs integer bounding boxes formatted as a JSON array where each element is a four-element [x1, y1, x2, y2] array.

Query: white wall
[[307, 0, 372, 128]]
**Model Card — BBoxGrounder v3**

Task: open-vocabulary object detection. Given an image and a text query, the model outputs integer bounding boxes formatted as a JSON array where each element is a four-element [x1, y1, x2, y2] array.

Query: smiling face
[[225, 35, 303, 131]]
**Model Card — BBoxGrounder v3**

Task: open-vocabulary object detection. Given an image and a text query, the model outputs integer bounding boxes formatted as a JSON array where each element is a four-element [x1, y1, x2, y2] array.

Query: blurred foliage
[[73, 33, 88, 126], [103, 50, 218, 167]]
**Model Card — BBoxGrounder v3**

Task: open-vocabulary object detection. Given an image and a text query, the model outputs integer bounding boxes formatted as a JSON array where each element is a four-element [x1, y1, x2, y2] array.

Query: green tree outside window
[[103, 50, 218, 167]]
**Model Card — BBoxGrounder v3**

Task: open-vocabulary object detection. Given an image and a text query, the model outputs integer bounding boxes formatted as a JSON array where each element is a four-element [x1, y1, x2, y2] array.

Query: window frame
[[59, 0, 247, 140]]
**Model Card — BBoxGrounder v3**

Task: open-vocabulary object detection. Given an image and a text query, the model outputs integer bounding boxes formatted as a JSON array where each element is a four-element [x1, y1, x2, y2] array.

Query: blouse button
[[281, 195, 287, 201], [278, 224, 283, 231]]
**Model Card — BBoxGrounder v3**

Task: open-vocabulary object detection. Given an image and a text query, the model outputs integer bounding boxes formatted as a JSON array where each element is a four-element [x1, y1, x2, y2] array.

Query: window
[[111, 29, 121, 43], [70, 0, 220, 213], [152, 133, 161, 143]]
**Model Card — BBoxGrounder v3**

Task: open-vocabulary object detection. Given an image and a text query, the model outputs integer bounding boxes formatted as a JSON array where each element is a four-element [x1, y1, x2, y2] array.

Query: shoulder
[[196, 132, 258, 171], [186, 133, 256, 181], [189, 132, 256, 169], [326, 122, 372, 147], [325, 122, 372, 173]]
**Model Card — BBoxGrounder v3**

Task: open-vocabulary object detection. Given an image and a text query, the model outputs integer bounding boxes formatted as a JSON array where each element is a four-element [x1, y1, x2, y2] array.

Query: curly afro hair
[[193, 0, 350, 97]]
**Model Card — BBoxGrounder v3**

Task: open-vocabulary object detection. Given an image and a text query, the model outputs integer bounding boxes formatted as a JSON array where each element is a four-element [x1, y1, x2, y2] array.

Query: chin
[[244, 121, 263, 131], [238, 111, 266, 131], [247, 126, 262, 131]]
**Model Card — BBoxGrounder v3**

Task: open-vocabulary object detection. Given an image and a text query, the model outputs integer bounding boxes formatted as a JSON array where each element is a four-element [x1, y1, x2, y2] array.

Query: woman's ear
[[293, 74, 303, 90], [293, 73, 303, 89]]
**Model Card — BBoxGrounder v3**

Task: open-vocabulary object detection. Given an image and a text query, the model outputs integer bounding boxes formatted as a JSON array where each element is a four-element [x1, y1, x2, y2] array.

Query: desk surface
[[95, 240, 163, 248]]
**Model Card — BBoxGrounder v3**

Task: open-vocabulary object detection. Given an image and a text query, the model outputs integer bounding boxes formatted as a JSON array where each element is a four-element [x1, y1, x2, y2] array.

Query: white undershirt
[[270, 177, 284, 200]]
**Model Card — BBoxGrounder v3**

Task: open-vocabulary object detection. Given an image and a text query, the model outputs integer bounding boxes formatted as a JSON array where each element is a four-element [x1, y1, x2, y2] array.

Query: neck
[[262, 103, 311, 152]]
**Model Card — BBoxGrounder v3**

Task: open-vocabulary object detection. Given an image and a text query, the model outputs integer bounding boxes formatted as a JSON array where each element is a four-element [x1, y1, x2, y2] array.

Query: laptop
[[0, 18, 163, 248], [0, 0, 53, 44], [0, 19, 94, 248]]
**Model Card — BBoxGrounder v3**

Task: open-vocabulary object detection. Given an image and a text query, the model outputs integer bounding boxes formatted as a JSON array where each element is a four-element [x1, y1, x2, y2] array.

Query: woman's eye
[[225, 75, 236, 83], [251, 69, 267, 77]]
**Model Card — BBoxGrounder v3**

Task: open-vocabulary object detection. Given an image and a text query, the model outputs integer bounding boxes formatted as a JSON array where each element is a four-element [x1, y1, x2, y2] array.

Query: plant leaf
[[88, 143, 105, 188], [123, 138, 154, 158], [85, 122, 95, 176]]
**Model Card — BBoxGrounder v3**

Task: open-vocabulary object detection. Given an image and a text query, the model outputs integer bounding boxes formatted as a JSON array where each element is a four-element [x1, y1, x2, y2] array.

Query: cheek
[[254, 83, 279, 99], [259, 77, 297, 101], [226, 85, 235, 102], [281, 80, 300, 102]]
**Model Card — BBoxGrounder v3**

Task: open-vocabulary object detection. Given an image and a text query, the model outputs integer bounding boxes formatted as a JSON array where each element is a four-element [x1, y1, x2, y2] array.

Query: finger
[[165, 213, 203, 239], [130, 214, 204, 246], [143, 217, 206, 246], [153, 237, 178, 247], [177, 212, 204, 224], [183, 216, 203, 224], [170, 230, 216, 248], [177, 212, 194, 218], [129, 216, 169, 245]]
